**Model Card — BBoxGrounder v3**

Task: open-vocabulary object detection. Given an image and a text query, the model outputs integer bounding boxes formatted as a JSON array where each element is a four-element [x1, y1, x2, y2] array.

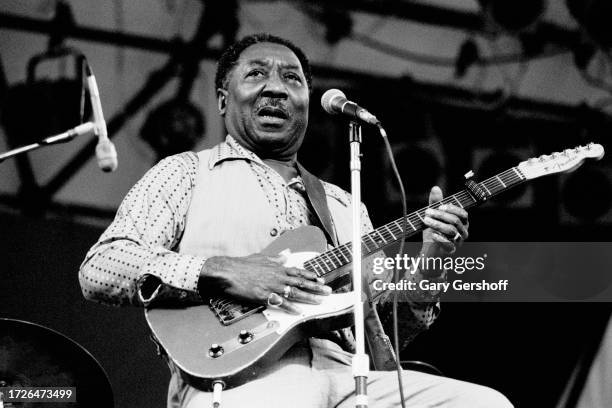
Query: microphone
[[86, 65, 117, 172], [321, 89, 380, 126]]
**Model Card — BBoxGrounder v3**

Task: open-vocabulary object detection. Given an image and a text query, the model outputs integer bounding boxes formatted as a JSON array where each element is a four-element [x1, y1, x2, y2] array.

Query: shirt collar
[[208, 135, 265, 169], [208, 135, 307, 191]]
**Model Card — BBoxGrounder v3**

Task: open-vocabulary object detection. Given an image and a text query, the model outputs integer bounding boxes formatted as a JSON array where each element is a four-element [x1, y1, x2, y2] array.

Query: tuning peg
[[464, 170, 474, 179]]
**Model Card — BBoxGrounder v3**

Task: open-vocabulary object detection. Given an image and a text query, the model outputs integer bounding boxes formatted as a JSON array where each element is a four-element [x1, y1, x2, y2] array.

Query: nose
[[261, 70, 288, 98]]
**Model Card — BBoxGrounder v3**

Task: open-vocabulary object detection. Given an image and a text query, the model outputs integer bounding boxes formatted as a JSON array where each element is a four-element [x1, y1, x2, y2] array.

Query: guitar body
[[145, 226, 355, 391]]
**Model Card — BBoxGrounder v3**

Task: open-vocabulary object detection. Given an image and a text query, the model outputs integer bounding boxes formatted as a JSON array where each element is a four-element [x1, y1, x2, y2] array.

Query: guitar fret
[[309, 260, 325, 276], [496, 175, 507, 188], [317, 256, 331, 272], [452, 195, 463, 208], [502, 174, 517, 187], [481, 183, 492, 195], [404, 218, 416, 231], [323, 253, 337, 269], [487, 179, 502, 194], [461, 192, 476, 207], [384, 224, 397, 240], [375, 230, 387, 246], [329, 250, 342, 265], [362, 237, 373, 252], [338, 246, 351, 262]]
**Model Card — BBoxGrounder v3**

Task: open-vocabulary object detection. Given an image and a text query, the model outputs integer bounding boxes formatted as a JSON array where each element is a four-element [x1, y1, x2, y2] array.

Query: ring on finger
[[283, 285, 292, 299], [267, 292, 283, 307], [452, 231, 461, 242]]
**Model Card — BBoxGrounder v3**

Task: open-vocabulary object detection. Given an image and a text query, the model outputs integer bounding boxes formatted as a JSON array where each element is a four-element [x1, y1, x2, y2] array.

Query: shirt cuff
[[136, 272, 203, 307]]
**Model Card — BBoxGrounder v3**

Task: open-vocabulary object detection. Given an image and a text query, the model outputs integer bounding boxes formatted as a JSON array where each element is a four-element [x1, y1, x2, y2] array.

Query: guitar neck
[[303, 166, 527, 277]]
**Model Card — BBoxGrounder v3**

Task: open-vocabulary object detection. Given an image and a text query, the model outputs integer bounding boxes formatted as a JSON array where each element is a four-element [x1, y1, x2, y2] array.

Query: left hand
[[422, 186, 469, 255]]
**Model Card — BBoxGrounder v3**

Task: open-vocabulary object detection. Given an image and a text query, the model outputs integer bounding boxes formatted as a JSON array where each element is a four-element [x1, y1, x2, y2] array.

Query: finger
[[426, 204, 468, 225], [439, 204, 468, 223], [431, 231, 456, 254], [285, 267, 321, 282], [423, 214, 458, 237], [285, 277, 332, 295], [425, 208, 462, 228], [286, 287, 326, 305], [424, 208, 468, 238], [278, 299, 302, 315], [266, 291, 301, 314], [439, 204, 469, 240], [428, 186, 443, 205]]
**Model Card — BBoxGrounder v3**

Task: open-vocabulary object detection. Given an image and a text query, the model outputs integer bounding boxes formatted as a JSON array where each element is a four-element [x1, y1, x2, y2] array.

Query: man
[[80, 33, 512, 408]]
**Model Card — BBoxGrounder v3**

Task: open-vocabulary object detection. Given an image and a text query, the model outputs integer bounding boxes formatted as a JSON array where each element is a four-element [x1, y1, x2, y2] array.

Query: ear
[[217, 88, 228, 115]]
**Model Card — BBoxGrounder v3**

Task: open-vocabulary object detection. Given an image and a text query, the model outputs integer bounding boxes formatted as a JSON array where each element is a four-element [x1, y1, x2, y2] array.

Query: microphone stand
[[348, 121, 369, 408], [0, 122, 94, 163]]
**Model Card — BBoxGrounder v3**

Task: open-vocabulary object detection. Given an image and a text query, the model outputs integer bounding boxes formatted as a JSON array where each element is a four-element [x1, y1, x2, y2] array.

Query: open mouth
[[256, 106, 289, 120]]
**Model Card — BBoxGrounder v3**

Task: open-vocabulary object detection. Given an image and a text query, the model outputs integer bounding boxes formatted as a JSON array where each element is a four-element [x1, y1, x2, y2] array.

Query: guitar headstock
[[518, 143, 605, 180]]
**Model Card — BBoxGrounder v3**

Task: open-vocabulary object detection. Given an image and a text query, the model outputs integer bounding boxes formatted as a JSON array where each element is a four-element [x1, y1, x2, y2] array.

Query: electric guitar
[[145, 143, 604, 391]]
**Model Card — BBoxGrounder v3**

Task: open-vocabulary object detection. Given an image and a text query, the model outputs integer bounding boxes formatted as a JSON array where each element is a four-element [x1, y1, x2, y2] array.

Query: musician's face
[[217, 42, 309, 159]]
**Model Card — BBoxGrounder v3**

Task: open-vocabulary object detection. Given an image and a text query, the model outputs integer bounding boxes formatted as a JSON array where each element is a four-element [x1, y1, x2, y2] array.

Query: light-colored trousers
[[175, 339, 513, 408]]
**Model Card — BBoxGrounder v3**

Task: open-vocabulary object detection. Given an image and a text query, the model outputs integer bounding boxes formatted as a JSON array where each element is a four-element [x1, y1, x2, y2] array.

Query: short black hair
[[214, 33, 312, 92]]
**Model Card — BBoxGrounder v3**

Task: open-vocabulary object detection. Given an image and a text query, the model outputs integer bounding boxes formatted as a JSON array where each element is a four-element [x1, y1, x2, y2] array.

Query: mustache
[[254, 98, 290, 116]]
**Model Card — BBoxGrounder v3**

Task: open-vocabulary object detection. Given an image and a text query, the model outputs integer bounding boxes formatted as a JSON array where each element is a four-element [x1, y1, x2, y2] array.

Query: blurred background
[[1, 1, 611, 407]]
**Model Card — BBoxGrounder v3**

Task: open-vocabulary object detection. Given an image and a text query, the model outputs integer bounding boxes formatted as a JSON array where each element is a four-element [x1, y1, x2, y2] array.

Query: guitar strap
[[296, 163, 339, 247]]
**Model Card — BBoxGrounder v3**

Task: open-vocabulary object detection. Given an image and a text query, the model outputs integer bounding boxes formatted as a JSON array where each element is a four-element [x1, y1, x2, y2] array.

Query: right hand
[[202, 253, 332, 314]]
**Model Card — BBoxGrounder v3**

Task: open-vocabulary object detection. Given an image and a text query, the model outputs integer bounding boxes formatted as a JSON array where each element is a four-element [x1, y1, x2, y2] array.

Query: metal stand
[[0, 122, 95, 163], [349, 121, 369, 408]]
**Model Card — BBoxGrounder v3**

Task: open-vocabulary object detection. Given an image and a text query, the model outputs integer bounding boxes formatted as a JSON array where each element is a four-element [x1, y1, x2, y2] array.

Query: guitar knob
[[208, 343, 224, 358], [238, 329, 254, 344]]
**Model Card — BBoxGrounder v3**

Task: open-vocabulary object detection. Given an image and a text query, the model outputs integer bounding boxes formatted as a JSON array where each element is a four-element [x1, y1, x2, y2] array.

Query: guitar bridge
[[209, 297, 264, 326]]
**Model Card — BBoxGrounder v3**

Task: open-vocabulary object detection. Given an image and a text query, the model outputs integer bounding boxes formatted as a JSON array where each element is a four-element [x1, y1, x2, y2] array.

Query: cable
[[378, 125, 407, 408]]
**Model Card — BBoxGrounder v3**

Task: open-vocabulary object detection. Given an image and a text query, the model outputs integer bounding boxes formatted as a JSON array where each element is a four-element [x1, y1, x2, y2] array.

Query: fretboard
[[302, 166, 526, 277]]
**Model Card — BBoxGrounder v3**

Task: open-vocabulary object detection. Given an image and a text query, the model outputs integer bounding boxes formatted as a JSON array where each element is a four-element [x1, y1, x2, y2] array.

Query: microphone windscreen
[[96, 140, 118, 172], [321, 89, 346, 114]]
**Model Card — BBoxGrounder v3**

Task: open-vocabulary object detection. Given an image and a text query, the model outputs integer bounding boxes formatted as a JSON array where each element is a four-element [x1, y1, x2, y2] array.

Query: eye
[[246, 69, 265, 78], [284, 72, 302, 83]]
